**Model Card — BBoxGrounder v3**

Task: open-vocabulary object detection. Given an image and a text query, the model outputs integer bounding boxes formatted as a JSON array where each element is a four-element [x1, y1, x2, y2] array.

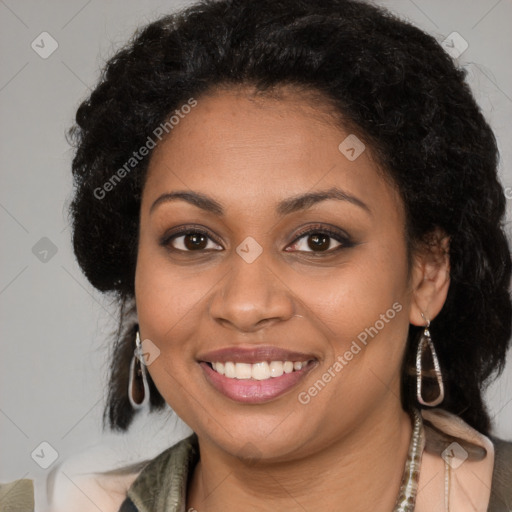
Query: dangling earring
[[128, 331, 150, 409], [416, 314, 444, 407]]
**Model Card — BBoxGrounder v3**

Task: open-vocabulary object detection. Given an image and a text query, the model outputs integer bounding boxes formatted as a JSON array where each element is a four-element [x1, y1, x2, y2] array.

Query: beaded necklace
[[392, 408, 425, 511]]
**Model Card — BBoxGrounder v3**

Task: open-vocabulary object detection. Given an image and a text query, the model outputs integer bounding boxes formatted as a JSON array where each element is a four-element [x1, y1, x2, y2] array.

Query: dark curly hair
[[68, 0, 511, 435]]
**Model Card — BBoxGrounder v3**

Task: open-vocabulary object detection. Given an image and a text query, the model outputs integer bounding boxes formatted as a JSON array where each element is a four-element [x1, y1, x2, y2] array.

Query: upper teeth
[[211, 361, 310, 380]]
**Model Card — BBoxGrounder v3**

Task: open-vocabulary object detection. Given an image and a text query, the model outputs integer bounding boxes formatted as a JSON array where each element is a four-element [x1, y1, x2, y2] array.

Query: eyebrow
[[149, 187, 371, 216]]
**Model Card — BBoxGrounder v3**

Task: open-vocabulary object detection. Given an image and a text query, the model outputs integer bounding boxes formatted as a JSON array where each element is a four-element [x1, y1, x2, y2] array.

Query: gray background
[[1, 0, 511, 493]]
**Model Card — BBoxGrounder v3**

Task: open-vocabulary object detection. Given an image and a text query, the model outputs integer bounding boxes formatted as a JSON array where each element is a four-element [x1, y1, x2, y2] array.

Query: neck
[[187, 403, 414, 512]]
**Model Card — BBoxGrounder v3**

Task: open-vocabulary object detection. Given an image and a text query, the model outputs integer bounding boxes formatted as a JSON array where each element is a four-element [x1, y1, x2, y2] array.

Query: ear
[[409, 228, 451, 326]]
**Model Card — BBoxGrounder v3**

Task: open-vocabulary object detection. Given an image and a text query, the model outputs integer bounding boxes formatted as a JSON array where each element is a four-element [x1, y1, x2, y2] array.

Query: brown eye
[[288, 232, 343, 253], [163, 228, 223, 252], [307, 233, 331, 251], [183, 233, 208, 250], [286, 225, 354, 254]]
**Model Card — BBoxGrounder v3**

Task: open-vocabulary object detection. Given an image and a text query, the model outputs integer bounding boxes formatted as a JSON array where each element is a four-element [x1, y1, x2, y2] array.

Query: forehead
[[142, 86, 402, 218]]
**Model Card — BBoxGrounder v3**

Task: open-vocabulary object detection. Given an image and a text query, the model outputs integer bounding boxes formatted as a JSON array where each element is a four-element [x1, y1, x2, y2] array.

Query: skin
[[135, 85, 450, 512]]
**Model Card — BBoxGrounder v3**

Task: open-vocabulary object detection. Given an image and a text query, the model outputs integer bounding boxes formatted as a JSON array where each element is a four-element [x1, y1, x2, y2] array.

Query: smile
[[208, 360, 312, 380], [197, 345, 318, 403]]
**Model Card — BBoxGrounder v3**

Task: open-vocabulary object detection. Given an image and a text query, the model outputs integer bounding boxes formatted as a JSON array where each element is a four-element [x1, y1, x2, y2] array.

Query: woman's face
[[135, 86, 417, 461]]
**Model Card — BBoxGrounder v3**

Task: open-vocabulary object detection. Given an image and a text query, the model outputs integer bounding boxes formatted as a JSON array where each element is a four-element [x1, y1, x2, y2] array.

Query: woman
[[3, 0, 511, 510]]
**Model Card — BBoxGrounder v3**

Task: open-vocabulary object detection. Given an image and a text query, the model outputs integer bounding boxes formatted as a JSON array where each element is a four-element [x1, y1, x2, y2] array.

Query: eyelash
[[160, 224, 354, 255]]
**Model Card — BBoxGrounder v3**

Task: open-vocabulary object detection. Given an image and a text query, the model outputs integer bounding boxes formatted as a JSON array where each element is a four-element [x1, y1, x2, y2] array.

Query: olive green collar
[[127, 433, 199, 512]]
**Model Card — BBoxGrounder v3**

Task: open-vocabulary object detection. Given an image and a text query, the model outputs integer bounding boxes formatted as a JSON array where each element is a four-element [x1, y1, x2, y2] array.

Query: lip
[[197, 345, 317, 364], [197, 345, 318, 404], [200, 360, 317, 403]]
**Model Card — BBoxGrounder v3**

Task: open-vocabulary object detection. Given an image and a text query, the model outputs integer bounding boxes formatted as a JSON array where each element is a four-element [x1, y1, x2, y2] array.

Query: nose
[[209, 252, 295, 333]]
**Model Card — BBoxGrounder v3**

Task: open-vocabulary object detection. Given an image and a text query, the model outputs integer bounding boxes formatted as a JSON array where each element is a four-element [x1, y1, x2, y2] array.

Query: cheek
[[301, 242, 411, 402], [298, 247, 408, 344], [134, 236, 207, 353], [134, 241, 213, 416]]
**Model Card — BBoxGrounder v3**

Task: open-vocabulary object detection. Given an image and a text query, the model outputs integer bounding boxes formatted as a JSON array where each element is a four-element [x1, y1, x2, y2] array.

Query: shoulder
[[0, 478, 34, 510], [491, 435, 512, 467], [0, 468, 135, 512], [488, 435, 512, 511], [43, 444, 152, 512], [419, 408, 507, 511], [45, 434, 198, 512], [46, 458, 145, 512]]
